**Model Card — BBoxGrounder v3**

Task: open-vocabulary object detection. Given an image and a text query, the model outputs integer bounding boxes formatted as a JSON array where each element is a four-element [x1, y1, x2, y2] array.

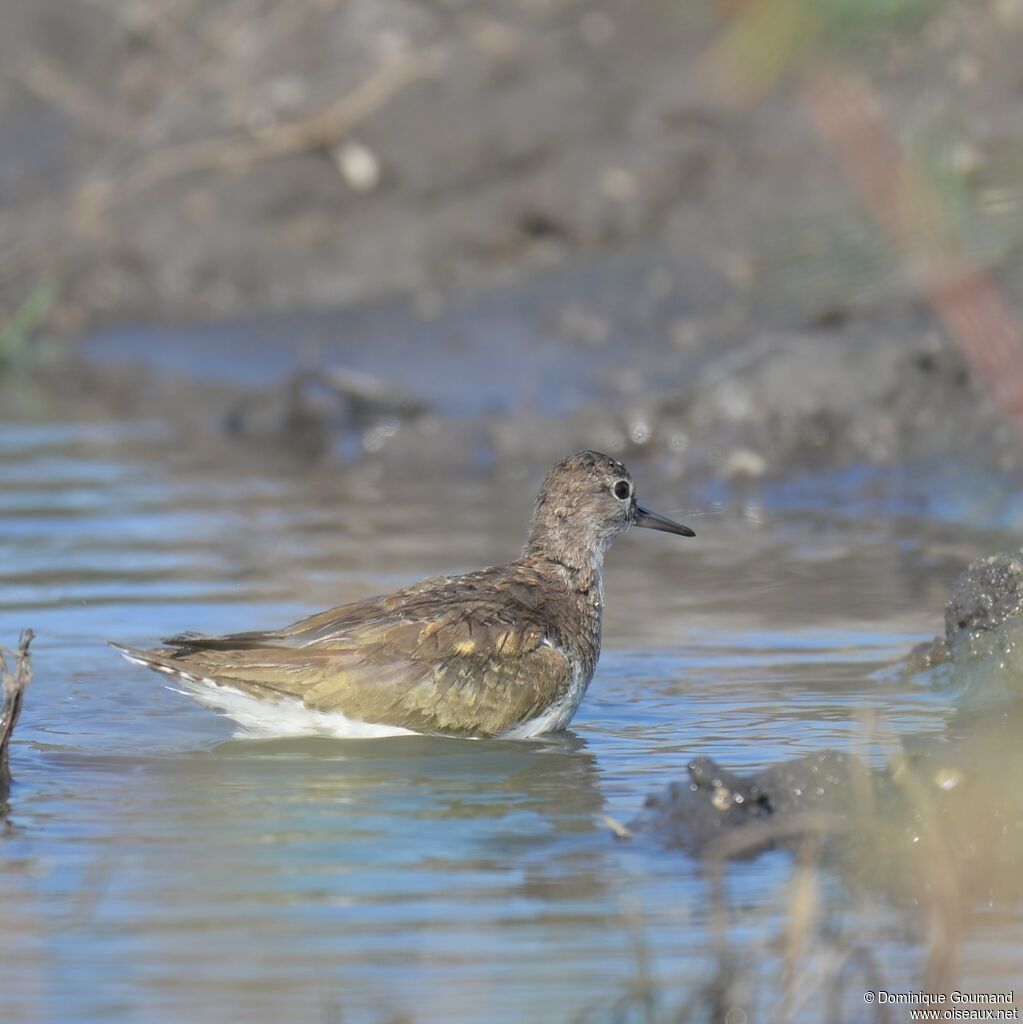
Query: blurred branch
[[801, 65, 1023, 434], [0, 629, 34, 802], [71, 51, 439, 222]]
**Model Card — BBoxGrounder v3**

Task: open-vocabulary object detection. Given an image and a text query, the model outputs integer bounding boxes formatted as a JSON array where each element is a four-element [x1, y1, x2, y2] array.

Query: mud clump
[[631, 751, 871, 858], [904, 550, 1023, 670], [944, 551, 1023, 640]]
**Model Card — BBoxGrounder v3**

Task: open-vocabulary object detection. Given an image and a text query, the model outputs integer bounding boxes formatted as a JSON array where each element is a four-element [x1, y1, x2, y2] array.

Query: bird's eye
[[613, 480, 631, 500]]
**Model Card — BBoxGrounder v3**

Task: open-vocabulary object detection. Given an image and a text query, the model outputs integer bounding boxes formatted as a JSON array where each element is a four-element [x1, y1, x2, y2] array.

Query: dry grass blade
[[596, 814, 635, 840], [699, 814, 857, 1024], [0, 629, 35, 801]]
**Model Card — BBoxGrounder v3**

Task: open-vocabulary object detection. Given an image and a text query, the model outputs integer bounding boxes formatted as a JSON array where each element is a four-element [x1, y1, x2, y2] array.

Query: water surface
[[0, 416, 1018, 1023]]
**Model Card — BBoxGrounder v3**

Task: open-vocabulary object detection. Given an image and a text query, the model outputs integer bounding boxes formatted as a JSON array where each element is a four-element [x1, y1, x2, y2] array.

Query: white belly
[[171, 676, 418, 739]]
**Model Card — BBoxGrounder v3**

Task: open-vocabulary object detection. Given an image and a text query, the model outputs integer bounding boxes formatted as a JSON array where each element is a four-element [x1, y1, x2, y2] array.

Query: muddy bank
[[14, 281, 1013, 500], [1, 0, 1022, 334]]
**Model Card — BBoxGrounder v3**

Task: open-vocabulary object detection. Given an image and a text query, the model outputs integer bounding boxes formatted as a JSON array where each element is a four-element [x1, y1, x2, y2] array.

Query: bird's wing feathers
[[140, 570, 574, 736]]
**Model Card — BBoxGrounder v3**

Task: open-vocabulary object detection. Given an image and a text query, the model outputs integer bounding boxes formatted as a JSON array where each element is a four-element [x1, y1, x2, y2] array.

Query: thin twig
[[0, 629, 34, 801]]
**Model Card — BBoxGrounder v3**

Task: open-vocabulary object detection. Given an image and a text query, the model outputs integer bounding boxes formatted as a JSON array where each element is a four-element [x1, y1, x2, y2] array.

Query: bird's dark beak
[[634, 503, 695, 538]]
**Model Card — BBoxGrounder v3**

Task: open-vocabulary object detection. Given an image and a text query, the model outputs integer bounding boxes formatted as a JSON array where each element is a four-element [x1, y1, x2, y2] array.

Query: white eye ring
[[613, 480, 631, 500]]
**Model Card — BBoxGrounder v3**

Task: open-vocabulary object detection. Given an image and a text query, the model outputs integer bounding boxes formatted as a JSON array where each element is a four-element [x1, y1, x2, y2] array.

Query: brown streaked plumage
[[111, 451, 694, 738]]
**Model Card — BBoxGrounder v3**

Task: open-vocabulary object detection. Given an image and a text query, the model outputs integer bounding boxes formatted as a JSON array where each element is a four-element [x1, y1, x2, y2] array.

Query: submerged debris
[[0, 629, 34, 803], [224, 367, 429, 461]]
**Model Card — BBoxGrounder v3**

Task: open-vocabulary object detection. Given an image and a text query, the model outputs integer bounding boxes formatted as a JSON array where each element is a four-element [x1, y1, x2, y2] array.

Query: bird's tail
[[107, 641, 216, 686]]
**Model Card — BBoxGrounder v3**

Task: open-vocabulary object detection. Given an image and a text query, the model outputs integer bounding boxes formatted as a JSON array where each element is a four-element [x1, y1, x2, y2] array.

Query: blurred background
[[2, 2, 1023, 1022], [1, 0, 1022, 489]]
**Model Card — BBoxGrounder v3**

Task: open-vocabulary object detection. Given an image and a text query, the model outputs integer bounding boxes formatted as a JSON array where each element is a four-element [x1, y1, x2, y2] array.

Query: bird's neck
[[524, 528, 606, 595]]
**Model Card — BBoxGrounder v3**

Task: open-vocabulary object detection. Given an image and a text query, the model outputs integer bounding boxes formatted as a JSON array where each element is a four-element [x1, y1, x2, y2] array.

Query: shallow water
[[0, 416, 1020, 1023]]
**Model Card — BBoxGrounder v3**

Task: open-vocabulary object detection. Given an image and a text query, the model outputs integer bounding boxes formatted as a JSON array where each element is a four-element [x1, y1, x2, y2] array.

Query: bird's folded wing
[[146, 592, 572, 736]]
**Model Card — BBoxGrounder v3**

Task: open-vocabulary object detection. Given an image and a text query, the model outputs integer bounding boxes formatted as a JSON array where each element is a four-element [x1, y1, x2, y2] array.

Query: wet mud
[[3, 0, 1023, 349]]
